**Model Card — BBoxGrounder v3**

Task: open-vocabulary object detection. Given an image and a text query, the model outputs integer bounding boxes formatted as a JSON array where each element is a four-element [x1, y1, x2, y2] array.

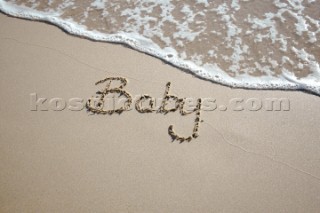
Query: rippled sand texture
[[2, 0, 320, 93]]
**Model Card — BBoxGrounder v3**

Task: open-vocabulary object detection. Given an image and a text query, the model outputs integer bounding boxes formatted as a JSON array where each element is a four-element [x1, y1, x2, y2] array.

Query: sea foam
[[0, 0, 319, 95]]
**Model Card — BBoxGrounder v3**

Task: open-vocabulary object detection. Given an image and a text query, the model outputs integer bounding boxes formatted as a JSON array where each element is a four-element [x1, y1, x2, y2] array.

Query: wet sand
[[1, 13, 320, 212]]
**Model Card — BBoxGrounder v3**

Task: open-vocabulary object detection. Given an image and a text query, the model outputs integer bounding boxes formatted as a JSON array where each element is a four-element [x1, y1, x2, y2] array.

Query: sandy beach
[[1, 13, 320, 212]]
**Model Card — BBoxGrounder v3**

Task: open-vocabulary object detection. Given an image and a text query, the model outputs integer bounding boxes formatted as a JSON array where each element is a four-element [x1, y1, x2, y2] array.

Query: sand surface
[[1, 13, 320, 212]]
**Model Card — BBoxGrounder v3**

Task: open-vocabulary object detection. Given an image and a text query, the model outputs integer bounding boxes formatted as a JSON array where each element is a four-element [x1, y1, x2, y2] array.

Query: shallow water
[[1, 0, 319, 94]]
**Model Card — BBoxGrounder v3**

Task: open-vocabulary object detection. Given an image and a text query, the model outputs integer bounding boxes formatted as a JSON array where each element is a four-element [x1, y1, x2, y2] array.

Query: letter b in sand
[[86, 77, 132, 114], [158, 82, 180, 113]]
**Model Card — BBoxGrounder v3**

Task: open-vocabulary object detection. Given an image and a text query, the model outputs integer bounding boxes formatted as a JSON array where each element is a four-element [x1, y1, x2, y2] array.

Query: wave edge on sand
[[1, 0, 319, 95]]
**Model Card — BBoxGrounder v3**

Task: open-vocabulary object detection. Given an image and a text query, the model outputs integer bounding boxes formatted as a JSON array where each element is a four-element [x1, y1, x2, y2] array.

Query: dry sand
[[1, 13, 320, 212]]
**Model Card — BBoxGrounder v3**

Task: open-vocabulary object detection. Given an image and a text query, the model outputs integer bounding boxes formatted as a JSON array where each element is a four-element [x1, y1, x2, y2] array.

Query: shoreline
[[1, 0, 319, 95]]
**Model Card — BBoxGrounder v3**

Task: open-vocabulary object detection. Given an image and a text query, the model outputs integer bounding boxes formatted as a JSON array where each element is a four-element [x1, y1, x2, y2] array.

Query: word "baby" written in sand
[[86, 77, 203, 143]]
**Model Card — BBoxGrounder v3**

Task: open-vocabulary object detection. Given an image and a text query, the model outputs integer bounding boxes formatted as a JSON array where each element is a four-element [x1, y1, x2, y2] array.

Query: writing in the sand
[[86, 77, 202, 143]]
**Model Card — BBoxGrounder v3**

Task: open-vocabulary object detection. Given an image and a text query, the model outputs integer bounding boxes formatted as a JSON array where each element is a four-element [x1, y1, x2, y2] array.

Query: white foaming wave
[[0, 0, 319, 95]]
